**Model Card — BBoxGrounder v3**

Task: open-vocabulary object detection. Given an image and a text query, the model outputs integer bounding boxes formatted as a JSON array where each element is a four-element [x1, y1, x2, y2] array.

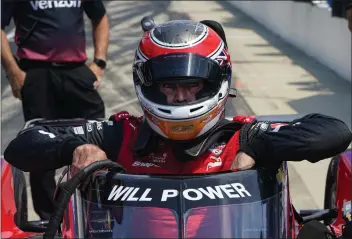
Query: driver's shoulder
[[227, 115, 256, 124], [107, 111, 143, 126], [226, 114, 301, 137], [228, 114, 303, 124]]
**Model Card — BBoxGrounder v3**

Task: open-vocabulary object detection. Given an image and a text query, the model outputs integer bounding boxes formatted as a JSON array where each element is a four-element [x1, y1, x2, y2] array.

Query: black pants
[[19, 61, 105, 220]]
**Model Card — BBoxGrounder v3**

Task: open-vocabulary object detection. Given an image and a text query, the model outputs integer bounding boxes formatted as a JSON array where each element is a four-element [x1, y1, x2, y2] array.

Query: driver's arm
[[4, 120, 122, 172], [239, 113, 352, 166]]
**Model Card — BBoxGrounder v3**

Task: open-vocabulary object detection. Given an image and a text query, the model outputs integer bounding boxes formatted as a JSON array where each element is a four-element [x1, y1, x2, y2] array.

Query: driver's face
[[158, 81, 204, 104]]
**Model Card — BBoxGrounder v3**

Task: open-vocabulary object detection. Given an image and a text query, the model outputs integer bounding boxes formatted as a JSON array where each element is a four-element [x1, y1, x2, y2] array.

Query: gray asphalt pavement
[[1, 1, 351, 221]]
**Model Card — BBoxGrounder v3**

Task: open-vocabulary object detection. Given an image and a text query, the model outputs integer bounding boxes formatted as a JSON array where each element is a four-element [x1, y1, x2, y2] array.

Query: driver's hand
[[88, 61, 104, 89], [72, 144, 107, 172], [231, 152, 255, 170]]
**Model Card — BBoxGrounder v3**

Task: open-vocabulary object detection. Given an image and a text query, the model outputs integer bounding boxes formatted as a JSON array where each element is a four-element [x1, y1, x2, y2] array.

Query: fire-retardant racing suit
[[4, 111, 351, 174], [3, 111, 352, 238]]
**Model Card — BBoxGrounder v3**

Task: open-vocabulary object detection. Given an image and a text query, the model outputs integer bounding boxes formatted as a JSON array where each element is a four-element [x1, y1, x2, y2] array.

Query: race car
[[1, 116, 351, 239]]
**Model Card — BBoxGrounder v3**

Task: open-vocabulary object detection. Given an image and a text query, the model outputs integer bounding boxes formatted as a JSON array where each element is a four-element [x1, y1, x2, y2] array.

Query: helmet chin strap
[[132, 114, 243, 161]]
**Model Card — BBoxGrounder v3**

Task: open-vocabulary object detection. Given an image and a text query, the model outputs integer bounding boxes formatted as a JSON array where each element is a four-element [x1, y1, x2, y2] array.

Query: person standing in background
[[1, 0, 110, 220]]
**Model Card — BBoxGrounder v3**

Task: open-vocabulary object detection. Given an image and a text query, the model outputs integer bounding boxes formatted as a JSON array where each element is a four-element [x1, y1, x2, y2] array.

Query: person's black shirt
[[1, 0, 106, 62]]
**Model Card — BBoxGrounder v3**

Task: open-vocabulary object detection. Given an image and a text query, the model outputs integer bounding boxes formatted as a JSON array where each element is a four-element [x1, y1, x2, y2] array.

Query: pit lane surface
[[1, 1, 351, 221]]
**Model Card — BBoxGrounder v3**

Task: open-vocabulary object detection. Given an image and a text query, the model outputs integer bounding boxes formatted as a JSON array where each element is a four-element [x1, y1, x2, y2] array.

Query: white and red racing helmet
[[133, 19, 232, 141]]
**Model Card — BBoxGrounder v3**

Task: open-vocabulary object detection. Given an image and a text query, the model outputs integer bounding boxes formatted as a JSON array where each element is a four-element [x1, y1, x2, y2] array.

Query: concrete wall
[[228, 1, 351, 82]]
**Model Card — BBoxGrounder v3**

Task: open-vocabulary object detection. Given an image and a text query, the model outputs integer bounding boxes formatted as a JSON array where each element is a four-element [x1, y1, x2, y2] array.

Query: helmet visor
[[136, 53, 227, 105], [135, 52, 226, 86]]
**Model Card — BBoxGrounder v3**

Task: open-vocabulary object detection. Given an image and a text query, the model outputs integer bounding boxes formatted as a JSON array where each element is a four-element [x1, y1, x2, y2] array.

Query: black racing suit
[[4, 113, 352, 173]]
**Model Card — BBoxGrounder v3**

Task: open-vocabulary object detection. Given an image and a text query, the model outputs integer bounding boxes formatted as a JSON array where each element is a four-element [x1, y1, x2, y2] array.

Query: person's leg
[[20, 67, 58, 220], [29, 170, 57, 220], [21, 68, 57, 121], [21, 64, 105, 220], [55, 65, 105, 119]]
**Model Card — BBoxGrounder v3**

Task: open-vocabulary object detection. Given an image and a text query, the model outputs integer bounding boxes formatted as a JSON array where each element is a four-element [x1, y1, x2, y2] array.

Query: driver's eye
[[188, 83, 199, 88]]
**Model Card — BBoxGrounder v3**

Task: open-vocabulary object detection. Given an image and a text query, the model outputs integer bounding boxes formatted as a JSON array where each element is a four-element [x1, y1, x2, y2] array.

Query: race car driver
[[4, 19, 352, 199]]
